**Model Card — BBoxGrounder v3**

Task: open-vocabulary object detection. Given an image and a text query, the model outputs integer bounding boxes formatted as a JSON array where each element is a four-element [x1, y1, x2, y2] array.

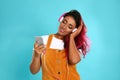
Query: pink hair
[[64, 20, 91, 58], [58, 12, 91, 58], [75, 22, 91, 56]]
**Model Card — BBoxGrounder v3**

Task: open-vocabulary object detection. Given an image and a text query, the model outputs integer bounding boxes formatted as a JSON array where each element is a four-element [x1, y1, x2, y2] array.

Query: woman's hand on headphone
[[70, 21, 83, 38]]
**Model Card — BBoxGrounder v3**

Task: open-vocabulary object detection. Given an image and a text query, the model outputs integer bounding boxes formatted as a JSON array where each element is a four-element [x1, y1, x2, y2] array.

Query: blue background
[[0, 0, 120, 80]]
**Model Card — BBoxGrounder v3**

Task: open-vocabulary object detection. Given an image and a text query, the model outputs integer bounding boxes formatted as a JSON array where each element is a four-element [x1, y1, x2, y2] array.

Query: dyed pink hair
[[75, 22, 91, 56], [60, 12, 91, 58]]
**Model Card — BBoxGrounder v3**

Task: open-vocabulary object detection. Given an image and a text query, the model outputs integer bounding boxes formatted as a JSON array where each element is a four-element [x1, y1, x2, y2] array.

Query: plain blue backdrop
[[0, 0, 120, 80]]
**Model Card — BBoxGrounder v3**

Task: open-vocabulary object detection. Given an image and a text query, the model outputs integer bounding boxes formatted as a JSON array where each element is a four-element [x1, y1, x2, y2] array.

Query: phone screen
[[35, 36, 43, 46]]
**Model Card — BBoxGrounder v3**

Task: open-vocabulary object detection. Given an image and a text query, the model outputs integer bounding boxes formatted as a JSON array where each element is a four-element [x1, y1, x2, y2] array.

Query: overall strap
[[46, 34, 53, 49]]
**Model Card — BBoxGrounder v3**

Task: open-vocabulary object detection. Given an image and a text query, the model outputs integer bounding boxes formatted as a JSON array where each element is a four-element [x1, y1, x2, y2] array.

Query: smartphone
[[35, 36, 44, 46], [72, 28, 77, 32]]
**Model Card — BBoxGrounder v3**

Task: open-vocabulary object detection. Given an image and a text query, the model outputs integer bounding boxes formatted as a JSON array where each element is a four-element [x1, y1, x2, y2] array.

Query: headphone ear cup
[[72, 28, 77, 32], [59, 16, 64, 22], [58, 12, 67, 22]]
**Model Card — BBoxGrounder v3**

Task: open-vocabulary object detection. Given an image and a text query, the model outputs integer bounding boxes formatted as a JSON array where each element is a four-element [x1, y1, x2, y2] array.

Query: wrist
[[34, 52, 41, 58], [70, 35, 75, 39]]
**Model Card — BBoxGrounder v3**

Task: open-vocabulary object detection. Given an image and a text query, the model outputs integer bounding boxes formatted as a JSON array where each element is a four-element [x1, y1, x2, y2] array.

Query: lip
[[59, 29, 65, 33]]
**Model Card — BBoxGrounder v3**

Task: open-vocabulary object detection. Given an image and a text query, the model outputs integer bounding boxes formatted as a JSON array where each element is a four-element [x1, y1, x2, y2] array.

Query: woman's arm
[[68, 22, 83, 65], [68, 35, 81, 65], [30, 52, 41, 74], [30, 42, 45, 74]]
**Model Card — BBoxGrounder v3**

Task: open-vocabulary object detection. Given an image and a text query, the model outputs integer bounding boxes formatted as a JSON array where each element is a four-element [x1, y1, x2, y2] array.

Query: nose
[[63, 24, 67, 29], [63, 26, 66, 29]]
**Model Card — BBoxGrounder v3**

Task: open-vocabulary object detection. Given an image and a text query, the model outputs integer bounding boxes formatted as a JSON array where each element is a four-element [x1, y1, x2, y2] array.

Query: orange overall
[[41, 34, 80, 80]]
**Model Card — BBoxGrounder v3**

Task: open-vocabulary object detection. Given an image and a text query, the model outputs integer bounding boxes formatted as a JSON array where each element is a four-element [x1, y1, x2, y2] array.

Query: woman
[[30, 10, 90, 80]]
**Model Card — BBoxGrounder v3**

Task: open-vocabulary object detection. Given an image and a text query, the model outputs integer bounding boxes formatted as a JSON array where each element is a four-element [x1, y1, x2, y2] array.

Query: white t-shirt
[[41, 35, 64, 50], [41, 35, 82, 54]]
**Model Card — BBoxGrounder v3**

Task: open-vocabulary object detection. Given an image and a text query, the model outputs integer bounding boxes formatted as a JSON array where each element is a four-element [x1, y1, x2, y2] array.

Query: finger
[[41, 48, 45, 52], [34, 41, 39, 48], [81, 21, 83, 26], [78, 22, 83, 32], [34, 48, 43, 54], [35, 45, 45, 51], [77, 26, 82, 33], [34, 49, 42, 55], [38, 44, 45, 49]]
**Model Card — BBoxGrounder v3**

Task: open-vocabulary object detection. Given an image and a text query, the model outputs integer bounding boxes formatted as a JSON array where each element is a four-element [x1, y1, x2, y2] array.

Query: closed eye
[[68, 24, 74, 29], [68, 25, 73, 29]]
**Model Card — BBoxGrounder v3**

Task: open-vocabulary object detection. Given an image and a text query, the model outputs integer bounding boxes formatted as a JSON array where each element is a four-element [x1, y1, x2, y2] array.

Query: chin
[[58, 32, 66, 36]]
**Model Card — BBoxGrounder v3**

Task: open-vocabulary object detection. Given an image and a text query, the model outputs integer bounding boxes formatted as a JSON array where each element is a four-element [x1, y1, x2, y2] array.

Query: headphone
[[58, 12, 67, 22]]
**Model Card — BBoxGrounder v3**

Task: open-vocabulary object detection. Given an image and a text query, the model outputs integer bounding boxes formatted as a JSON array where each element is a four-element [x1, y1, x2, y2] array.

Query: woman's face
[[57, 16, 76, 36]]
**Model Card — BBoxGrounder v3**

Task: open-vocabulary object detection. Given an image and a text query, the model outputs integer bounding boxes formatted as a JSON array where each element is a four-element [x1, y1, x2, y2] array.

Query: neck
[[54, 33, 64, 40]]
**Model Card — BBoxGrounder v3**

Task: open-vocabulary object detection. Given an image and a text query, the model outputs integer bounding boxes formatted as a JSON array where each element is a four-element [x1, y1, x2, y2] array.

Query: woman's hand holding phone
[[33, 37, 45, 56]]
